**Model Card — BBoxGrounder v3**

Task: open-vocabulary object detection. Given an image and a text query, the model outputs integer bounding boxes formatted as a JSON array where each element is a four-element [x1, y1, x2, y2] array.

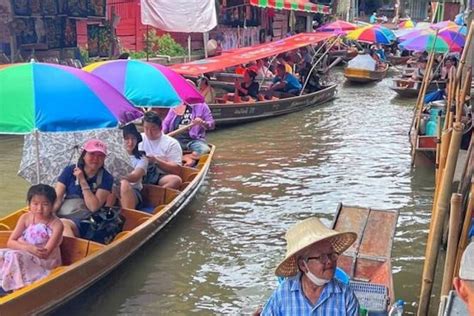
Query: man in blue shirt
[[261, 217, 359, 315], [267, 63, 302, 97], [369, 12, 377, 24]]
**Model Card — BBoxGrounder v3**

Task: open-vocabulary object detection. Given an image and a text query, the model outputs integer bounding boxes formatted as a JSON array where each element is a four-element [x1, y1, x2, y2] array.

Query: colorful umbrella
[[346, 25, 396, 44], [398, 33, 460, 53], [0, 62, 143, 184], [318, 20, 357, 33], [397, 28, 464, 50], [415, 22, 432, 29], [83, 60, 204, 108], [431, 20, 458, 30], [440, 25, 467, 36], [398, 20, 415, 29]]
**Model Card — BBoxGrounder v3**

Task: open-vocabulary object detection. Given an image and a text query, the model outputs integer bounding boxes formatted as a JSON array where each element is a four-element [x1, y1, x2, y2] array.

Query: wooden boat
[[327, 47, 358, 64], [209, 84, 337, 127], [387, 55, 410, 66], [332, 203, 398, 312], [0, 146, 215, 315], [411, 119, 472, 164], [390, 78, 447, 98], [344, 63, 389, 83]]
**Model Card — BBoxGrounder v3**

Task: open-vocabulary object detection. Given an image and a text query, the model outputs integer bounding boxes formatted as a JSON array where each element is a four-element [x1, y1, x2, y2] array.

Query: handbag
[[79, 206, 125, 244], [57, 198, 90, 220]]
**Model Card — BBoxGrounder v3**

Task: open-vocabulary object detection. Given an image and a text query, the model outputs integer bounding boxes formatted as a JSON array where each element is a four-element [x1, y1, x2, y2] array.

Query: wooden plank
[[333, 206, 369, 254], [359, 210, 397, 258]]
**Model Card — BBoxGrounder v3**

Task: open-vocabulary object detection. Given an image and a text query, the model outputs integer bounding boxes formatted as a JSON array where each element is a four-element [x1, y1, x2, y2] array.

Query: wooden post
[[440, 193, 463, 296], [417, 122, 464, 315], [455, 67, 472, 123], [454, 182, 474, 276], [410, 51, 436, 164], [435, 111, 443, 184]]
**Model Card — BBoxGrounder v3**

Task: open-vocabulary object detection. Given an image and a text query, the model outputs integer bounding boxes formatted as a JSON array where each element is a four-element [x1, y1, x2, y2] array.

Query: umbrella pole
[[34, 129, 40, 184]]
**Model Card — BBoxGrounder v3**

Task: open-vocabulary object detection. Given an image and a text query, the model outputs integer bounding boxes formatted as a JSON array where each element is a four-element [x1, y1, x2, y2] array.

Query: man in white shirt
[[139, 111, 183, 190]]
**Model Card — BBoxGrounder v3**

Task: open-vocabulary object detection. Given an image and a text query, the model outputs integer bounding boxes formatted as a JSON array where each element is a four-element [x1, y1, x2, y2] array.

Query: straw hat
[[275, 217, 357, 277]]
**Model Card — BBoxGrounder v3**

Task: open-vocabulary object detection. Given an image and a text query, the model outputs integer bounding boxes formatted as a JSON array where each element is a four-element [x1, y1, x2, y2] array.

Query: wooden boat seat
[[121, 208, 152, 231], [141, 185, 180, 210], [60, 236, 103, 266], [180, 166, 199, 183]]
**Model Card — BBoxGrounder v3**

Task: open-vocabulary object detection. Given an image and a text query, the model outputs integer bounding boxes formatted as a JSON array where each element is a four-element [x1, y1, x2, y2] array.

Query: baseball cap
[[459, 242, 474, 281], [83, 139, 107, 155]]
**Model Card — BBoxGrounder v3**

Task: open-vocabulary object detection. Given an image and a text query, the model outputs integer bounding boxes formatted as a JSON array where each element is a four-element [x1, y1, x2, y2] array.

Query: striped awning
[[249, 0, 332, 14]]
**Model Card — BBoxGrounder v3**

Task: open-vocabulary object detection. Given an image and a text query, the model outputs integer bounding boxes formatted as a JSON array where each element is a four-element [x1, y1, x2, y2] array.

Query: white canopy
[[141, 0, 217, 33], [347, 54, 376, 71]]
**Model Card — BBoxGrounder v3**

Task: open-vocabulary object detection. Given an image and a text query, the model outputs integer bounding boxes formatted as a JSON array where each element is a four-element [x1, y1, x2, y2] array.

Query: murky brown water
[[0, 69, 441, 314]]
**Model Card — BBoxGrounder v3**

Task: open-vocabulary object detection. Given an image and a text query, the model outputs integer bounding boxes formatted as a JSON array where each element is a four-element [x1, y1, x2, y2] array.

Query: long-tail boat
[[0, 146, 214, 315], [387, 55, 410, 66], [171, 33, 338, 127], [209, 84, 337, 127], [344, 63, 389, 83], [390, 78, 447, 98], [332, 203, 398, 312]]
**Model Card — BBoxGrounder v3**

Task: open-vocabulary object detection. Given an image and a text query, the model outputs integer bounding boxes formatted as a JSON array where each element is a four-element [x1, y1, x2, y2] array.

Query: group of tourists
[[0, 106, 215, 295], [216, 46, 326, 103]]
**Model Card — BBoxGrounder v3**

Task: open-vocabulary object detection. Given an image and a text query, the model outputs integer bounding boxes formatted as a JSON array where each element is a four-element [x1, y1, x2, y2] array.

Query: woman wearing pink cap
[[53, 139, 114, 238]]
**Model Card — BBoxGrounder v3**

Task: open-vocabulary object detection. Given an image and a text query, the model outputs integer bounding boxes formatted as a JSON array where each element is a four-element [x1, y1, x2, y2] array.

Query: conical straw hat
[[275, 217, 357, 277]]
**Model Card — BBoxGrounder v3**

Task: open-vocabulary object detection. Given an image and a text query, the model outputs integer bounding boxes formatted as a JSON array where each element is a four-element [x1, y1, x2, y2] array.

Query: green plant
[[143, 30, 186, 57], [79, 47, 90, 65]]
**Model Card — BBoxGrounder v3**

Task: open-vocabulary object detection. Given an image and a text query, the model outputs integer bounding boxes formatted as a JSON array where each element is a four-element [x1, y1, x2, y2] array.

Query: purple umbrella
[[83, 60, 204, 108]]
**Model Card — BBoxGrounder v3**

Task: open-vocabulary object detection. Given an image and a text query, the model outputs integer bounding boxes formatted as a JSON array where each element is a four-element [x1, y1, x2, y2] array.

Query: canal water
[[0, 69, 441, 314]]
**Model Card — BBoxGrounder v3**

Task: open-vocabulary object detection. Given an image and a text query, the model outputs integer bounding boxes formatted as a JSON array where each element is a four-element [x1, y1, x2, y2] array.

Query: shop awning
[[249, 0, 331, 14], [170, 32, 334, 76]]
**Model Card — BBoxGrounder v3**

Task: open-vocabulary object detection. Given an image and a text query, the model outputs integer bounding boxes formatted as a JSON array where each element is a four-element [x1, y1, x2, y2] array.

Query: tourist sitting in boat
[[261, 217, 359, 314], [162, 101, 215, 157], [119, 124, 148, 209], [197, 75, 216, 104], [222, 67, 260, 103], [54, 139, 114, 238], [297, 47, 313, 75], [369, 12, 378, 24], [0, 184, 63, 295], [453, 242, 474, 315], [369, 49, 385, 69], [410, 57, 430, 81], [277, 54, 293, 74], [265, 64, 302, 98], [256, 59, 274, 79], [440, 56, 457, 80], [140, 111, 183, 189]]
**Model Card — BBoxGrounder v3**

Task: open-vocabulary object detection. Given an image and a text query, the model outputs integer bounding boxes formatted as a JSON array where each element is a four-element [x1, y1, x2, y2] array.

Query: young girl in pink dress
[[0, 184, 63, 294]]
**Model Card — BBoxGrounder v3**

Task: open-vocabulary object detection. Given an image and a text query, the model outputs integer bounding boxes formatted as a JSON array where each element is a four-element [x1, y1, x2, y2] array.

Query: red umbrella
[[318, 20, 358, 33]]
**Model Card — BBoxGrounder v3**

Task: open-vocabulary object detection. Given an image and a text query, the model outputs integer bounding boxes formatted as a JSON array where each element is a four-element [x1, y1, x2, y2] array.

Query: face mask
[[303, 261, 330, 287]]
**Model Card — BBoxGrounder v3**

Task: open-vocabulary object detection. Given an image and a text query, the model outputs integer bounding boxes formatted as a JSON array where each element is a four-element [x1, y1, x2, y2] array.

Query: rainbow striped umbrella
[[398, 28, 464, 50], [431, 20, 458, 30], [346, 25, 396, 44], [398, 20, 415, 29], [0, 62, 142, 134], [84, 60, 204, 108], [318, 20, 357, 33], [0, 62, 143, 184], [399, 33, 460, 53]]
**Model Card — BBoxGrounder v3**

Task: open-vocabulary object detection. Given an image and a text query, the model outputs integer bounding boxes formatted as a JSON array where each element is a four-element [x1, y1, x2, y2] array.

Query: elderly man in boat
[[453, 242, 474, 315], [261, 217, 359, 315]]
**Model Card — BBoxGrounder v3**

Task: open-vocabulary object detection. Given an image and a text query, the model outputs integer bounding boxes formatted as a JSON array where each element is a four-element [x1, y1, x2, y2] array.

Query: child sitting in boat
[[0, 184, 63, 295]]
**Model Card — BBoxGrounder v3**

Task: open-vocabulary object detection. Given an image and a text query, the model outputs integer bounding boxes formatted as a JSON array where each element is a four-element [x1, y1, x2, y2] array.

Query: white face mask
[[303, 261, 330, 287]]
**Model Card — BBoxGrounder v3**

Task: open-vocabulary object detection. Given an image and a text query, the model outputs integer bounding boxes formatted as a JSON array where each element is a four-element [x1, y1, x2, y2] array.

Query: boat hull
[[0, 147, 215, 315], [209, 84, 337, 127], [390, 79, 447, 98], [344, 65, 388, 83]]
